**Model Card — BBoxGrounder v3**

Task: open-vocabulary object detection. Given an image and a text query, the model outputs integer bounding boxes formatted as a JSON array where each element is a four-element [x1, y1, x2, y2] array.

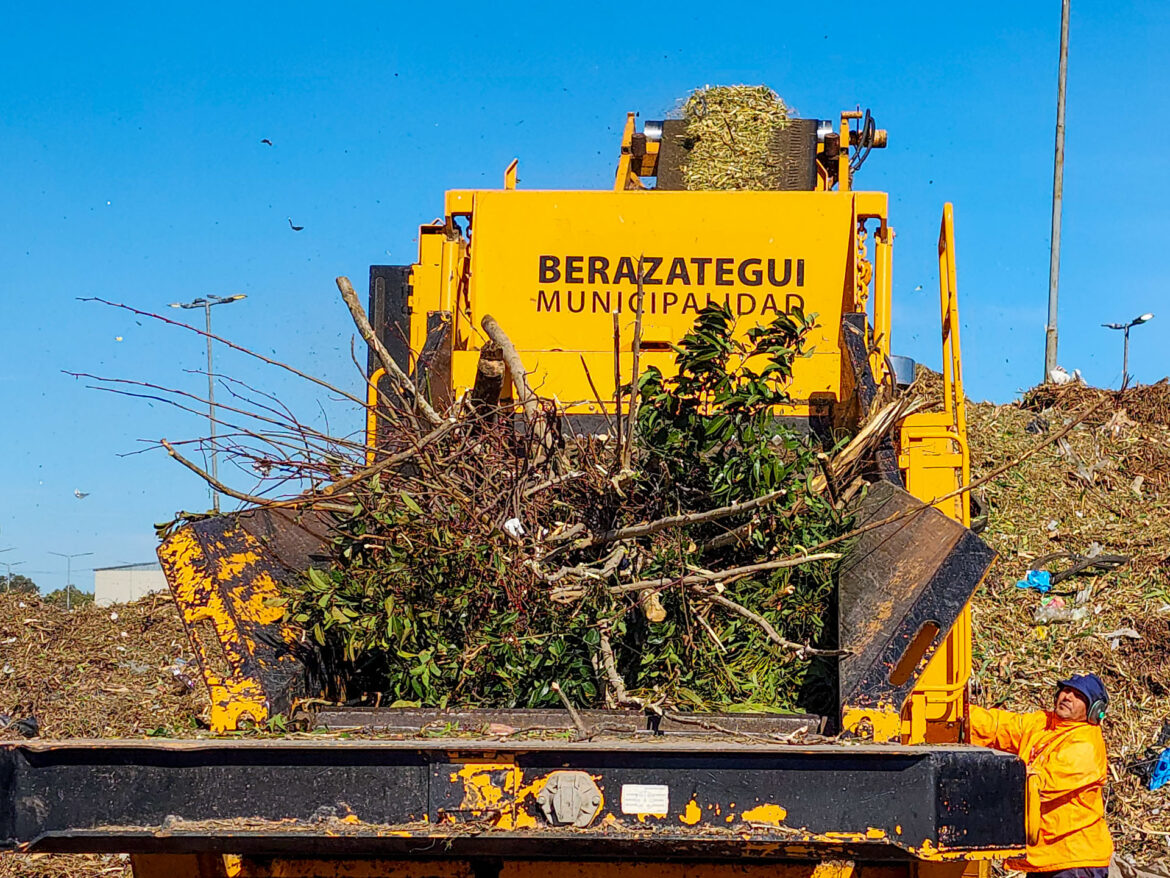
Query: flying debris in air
[[260, 138, 273, 146], [288, 218, 304, 232], [74, 489, 90, 499]]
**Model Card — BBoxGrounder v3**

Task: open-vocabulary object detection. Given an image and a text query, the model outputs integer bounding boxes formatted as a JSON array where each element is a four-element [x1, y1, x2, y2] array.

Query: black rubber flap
[[837, 480, 996, 712]]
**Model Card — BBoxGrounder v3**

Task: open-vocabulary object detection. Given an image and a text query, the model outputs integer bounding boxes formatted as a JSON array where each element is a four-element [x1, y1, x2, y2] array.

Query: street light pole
[[1103, 313, 1154, 390], [2, 561, 24, 593], [48, 551, 93, 611], [169, 294, 247, 512], [0, 548, 16, 593], [1045, 0, 1071, 381]]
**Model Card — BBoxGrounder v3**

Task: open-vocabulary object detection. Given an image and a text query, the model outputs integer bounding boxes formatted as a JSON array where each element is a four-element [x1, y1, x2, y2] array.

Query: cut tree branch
[[336, 276, 443, 427], [598, 630, 656, 712], [575, 489, 788, 550], [550, 682, 588, 737], [481, 315, 537, 420], [604, 553, 840, 594], [703, 592, 846, 658]]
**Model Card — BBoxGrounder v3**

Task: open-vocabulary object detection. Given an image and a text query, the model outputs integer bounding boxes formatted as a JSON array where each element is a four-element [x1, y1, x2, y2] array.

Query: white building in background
[[93, 562, 168, 606]]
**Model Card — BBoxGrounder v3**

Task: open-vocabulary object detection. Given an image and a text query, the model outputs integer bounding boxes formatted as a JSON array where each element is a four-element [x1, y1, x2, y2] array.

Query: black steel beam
[[0, 739, 1024, 859]]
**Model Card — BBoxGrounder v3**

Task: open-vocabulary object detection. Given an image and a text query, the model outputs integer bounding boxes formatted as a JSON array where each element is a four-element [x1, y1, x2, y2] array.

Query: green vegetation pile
[[283, 303, 867, 715], [677, 85, 792, 190]]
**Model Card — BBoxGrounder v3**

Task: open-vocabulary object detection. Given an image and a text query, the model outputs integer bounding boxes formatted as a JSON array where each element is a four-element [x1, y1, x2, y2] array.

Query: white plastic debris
[[1047, 366, 1082, 385], [1097, 628, 1141, 650], [503, 518, 526, 539]]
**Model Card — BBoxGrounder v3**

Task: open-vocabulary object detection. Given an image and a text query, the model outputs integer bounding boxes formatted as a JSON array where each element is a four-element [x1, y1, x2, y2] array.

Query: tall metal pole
[[0, 548, 14, 593], [1122, 326, 1131, 391], [3, 561, 24, 593], [204, 302, 219, 513], [1045, 0, 1071, 381], [49, 551, 92, 611], [169, 294, 245, 513]]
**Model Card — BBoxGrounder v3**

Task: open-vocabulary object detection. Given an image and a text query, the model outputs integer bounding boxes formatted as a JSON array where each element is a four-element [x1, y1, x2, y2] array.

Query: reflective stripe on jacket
[[969, 705, 1113, 870]]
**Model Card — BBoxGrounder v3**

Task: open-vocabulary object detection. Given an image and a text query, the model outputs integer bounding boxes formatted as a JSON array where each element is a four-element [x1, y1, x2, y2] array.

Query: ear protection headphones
[[1087, 697, 1108, 725]]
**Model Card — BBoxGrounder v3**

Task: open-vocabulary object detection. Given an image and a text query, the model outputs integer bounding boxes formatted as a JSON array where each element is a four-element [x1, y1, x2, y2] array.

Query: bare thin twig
[[160, 439, 353, 513], [79, 297, 368, 408], [612, 311, 623, 468], [580, 356, 615, 434], [523, 470, 586, 499], [623, 256, 646, 468], [336, 276, 442, 427], [320, 419, 458, 496]]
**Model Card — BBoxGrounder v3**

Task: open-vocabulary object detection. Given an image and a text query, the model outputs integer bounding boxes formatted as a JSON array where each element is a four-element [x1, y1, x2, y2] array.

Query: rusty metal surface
[[233, 508, 333, 573], [157, 511, 329, 726], [836, 482, 996, 713]]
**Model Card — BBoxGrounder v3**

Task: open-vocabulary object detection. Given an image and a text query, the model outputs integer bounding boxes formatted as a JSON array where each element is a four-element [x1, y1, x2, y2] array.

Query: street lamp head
[[203, 294, 247, 306], [1135, 313, 1155, 325], [1103, 322, 1126, 330]]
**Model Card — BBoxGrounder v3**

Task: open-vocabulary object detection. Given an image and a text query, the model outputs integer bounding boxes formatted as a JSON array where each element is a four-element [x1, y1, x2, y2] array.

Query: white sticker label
[[620, 783, 670, 814]]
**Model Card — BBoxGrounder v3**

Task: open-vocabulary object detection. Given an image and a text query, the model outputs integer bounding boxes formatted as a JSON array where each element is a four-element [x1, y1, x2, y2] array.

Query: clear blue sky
[[2, 3, 1167, 593]]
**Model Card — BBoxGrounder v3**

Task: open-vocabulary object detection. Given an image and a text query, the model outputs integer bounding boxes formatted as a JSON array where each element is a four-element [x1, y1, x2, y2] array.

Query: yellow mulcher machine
[[0, 108, 1026, 878]]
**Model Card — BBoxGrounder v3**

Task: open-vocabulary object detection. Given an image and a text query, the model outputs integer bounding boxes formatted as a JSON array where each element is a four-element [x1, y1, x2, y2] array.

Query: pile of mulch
[[0, 853, 131, 878], [677, 85, 792, 190], [965, 380, 1170, 859], [0, 592, 203, 739], [0, 593, 204, 877], [1022, 379, 1170, 428]]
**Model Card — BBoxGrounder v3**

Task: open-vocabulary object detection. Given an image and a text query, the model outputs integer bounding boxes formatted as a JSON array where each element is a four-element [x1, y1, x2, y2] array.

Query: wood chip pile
[[678, 85, 791, 190]]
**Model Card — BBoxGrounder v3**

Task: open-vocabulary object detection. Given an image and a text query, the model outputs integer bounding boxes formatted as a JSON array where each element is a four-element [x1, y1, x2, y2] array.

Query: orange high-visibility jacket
[[970, 705, 1113, 870]]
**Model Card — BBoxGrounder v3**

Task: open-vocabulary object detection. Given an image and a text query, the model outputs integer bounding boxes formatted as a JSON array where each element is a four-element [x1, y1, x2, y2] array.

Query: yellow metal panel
[[157, 525, 275, 731], [448, 189, 860, 411], [897, 205, 976, 737], [410, 228, 447, 363]]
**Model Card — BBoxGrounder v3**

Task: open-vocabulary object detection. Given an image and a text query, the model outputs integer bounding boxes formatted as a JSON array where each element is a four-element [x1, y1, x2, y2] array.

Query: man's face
[[1054, 686, 1089, 721]]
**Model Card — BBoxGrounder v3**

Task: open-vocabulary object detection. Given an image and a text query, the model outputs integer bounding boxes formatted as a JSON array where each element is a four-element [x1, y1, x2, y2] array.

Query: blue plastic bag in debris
[[1015, 570, 1052, 593], [1150, 748, 1170, 791]]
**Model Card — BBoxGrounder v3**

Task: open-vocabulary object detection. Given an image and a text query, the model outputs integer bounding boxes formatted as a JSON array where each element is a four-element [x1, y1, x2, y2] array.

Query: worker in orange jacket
[[969, 673, 1113, 877]]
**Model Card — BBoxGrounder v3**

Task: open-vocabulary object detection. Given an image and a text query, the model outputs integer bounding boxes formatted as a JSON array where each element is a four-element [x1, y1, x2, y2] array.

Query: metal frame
[[0, 739, 1023, 859]]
